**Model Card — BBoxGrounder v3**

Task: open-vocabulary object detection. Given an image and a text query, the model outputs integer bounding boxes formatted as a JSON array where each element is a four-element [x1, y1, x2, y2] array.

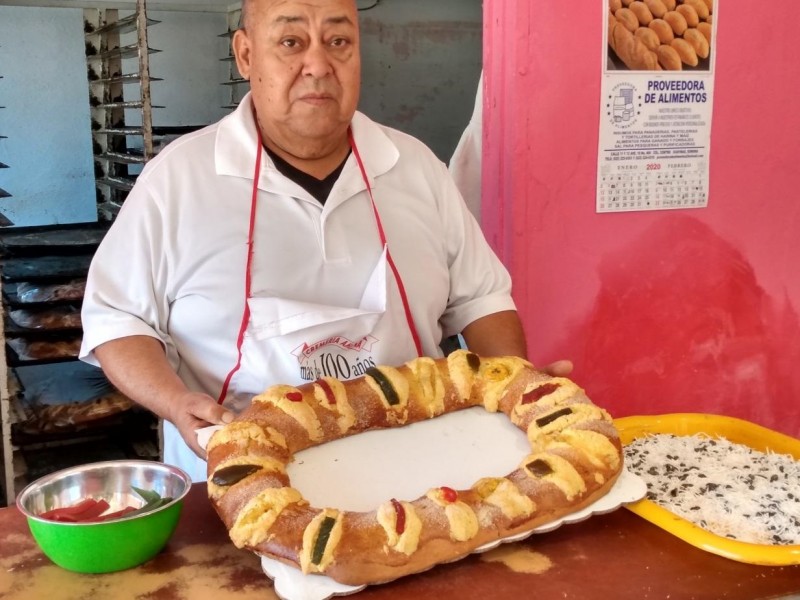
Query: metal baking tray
[[5, 334, 83, 367], [2, 281, 85, 308], [614, 413, 800, 566], [0, 255, 93, 282], [0, 222, 108, 256]]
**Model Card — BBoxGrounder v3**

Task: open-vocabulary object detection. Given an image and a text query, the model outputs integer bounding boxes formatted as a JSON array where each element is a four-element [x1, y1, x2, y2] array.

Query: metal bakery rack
[[84, 0, 161, 221], [218, 7, 249, 110], [0, 224, 160, 507], [0, 69, 11, 224]]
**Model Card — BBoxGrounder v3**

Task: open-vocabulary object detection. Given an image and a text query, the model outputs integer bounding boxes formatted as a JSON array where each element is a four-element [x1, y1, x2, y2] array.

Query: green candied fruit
[[535, 407, 573, 428], [366, 367, 400, 406], [526, 459, 554, 477], [211, 464, 263, 486], [311, 516, 337, 565]]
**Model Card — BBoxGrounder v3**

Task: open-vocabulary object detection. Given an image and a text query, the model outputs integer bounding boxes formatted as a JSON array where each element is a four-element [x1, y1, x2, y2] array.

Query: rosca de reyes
[[206, 350, 623, 586]]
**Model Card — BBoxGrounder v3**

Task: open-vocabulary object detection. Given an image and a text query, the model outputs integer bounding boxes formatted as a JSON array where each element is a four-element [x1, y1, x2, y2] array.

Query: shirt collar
[[215, 93, 260, 180], [214, 92, 400, 191]]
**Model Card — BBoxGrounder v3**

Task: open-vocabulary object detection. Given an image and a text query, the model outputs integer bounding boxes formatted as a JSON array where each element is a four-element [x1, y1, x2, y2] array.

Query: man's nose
[[302, 42, 334, 78]]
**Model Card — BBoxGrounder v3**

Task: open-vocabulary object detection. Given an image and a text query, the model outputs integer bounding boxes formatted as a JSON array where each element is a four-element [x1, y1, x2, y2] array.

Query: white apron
[[168, 130, 423, 481]]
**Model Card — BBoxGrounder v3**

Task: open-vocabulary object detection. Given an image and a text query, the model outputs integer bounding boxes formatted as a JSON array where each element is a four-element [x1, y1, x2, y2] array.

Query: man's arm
[[94, 335, 233, 458], [460, 310, 528, 358], [461, 310, 573, 376]]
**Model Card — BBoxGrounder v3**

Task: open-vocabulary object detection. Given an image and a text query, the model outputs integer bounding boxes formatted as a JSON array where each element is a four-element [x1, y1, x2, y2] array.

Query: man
[[80, 0, 533, 482]]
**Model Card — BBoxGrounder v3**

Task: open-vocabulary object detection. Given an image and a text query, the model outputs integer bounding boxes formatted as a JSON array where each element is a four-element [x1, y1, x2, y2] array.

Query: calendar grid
[[598, 164, 708, 212]]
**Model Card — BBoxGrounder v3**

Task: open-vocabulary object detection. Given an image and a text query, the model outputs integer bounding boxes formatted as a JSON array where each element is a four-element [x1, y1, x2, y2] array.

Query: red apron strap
[[349, 129, 424, 358], [220, 127, 423, 404], [217, 133, 263, 404]]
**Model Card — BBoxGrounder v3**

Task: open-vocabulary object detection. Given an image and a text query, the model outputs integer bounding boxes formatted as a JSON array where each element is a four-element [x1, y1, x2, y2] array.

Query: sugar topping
[[624, 434, 800, 545]]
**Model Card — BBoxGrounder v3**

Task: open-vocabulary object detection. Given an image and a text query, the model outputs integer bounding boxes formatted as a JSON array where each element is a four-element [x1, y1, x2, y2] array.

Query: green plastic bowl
[[16, 459, 191, 573]]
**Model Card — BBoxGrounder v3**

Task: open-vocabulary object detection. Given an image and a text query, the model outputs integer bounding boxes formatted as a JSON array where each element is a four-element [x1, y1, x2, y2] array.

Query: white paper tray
[[263, 467, 645, 600], [200, 407, 647, 600]]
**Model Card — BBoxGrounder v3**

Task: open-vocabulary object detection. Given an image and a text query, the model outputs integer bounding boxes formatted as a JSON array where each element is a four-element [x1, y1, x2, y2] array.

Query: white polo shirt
[[80, 93, 516, 398]]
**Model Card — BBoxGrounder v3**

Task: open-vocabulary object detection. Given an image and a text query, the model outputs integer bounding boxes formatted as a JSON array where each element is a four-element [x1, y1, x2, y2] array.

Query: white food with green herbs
[[624, 433, 800, 545]]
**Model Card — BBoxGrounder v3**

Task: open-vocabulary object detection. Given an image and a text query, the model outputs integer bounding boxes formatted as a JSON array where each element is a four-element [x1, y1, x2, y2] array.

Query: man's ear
[[232, 29, 252, 81]]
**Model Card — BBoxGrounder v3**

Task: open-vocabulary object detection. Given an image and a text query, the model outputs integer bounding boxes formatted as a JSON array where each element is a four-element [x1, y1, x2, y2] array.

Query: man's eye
[[281, 38, 300, 48], [329, 37, 349, 48]]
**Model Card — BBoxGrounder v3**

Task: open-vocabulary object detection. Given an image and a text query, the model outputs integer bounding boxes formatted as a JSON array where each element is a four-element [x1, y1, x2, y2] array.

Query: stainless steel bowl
[[17, 459, 191, 519], [16, 460, 192, 573]]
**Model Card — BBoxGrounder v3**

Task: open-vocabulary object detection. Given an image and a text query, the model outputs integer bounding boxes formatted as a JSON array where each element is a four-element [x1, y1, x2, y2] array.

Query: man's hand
[[459, 311, 574, 378], [539, 359, 574, 377], [166, 391, 235, 459], [94, 336, 235, 460]]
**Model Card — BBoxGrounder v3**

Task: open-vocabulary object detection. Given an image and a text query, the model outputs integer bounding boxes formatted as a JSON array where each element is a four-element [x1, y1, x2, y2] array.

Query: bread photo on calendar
[[607, 0, 713, 72]]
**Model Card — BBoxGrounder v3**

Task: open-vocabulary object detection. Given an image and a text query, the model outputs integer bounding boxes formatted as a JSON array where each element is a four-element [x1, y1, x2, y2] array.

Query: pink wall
[[482, 2, 800, 437]]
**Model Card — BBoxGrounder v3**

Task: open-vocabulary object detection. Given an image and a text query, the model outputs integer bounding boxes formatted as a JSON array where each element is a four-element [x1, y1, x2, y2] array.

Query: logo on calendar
[[606, 82, 641, 129]]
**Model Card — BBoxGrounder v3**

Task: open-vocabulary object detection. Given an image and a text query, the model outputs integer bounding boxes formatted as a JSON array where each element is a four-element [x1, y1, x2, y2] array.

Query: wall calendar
[[598, 0, 718, 213]]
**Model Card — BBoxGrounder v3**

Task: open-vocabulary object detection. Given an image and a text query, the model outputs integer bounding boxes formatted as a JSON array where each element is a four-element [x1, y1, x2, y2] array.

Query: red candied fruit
[[521, 382, 561, 405], [441, 487, 458, 503], [391, 498, 406, 534]]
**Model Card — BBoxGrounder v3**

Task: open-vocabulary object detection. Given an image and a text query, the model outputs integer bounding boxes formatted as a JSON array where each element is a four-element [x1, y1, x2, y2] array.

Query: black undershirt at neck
[[265, 147, 350, 205]]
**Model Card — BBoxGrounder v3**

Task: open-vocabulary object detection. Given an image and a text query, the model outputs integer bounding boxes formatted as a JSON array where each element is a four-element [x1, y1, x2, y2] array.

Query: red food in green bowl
[[16, 460, 191, 573]]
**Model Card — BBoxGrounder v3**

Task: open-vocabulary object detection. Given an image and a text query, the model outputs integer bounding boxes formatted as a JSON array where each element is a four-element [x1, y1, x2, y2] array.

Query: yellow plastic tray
[[614, 413, 800, 566]]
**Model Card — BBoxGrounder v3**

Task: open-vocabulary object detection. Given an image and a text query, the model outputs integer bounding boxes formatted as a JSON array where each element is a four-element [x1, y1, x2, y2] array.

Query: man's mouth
[[299, 94, 333, 105]]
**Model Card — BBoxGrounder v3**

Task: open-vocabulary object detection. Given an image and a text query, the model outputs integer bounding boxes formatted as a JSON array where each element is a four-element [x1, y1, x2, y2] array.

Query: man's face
[[233, 0, 361, 156]]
